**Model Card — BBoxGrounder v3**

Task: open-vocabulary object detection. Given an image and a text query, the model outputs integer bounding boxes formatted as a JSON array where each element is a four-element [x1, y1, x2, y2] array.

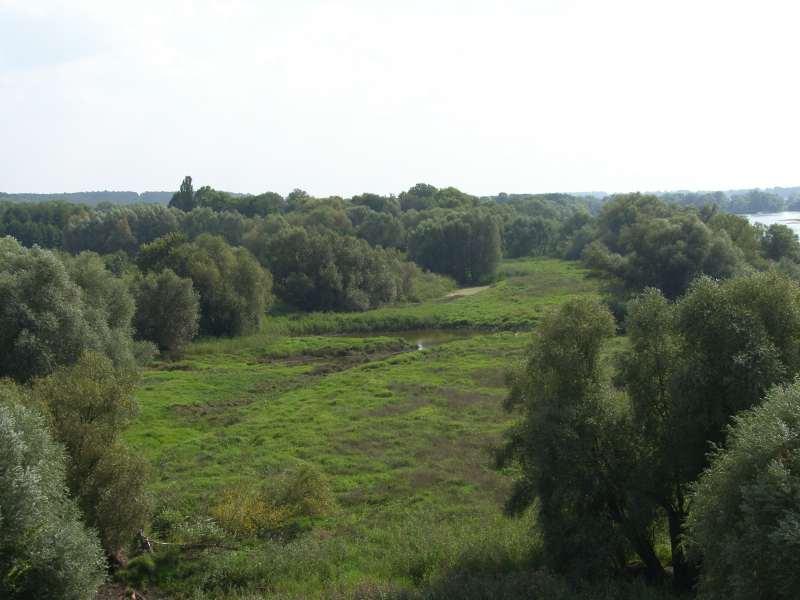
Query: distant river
[[745, 212, 800, 237]]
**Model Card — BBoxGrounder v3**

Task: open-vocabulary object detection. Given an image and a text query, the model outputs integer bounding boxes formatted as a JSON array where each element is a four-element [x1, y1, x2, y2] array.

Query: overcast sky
[[1, 0, 798, 197]]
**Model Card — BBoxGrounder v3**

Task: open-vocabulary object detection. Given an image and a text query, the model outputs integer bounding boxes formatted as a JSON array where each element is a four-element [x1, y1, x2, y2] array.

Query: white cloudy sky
[[1, 0, 798, 197]]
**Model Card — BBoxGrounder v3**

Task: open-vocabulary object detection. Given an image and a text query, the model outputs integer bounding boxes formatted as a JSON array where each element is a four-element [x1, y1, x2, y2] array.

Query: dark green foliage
[[687, 381, 800, 600], [0, 200, 87, 248], [497, 299, 644, 578], [399, 183, 439, 211], [247, 223, 414, 311], [141, 233, 273, 336], [0, 238, 136, 381], [288, 199, 355, 235], [32, 353, 150, 556], [583, 193, 746, 298], [0, 387, 106, 599], [193, 186, 285, 217], [354, 209, 406, 249], [503, 216, 558, 258], [351, 192, 401, 216], [708, 212, 766, 267], [621, 271, 800, 587], [501, 272, 800, 590], [136, 231, 188, 272], [0, 237, 91, 380], [409, 210, 502, 284], [660, 188, 787, 214], [762, 223, 800, 262], [286, 188, 311, 211], [660, 191, 729, 210], [178, 206, 249, 245], [64, 251, 137, 352], [63, 204, 181, 254], [728, 189, 785, 213], [399, 184, 478, 212], [169, 175, 196, 211], [133, 269, 200, 355], [241, 191, 285, 216]]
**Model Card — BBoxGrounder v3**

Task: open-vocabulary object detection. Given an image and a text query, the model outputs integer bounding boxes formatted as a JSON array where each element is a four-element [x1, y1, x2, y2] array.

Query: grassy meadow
[[122, 259, 601, 598], [265, 259, 597, 335]]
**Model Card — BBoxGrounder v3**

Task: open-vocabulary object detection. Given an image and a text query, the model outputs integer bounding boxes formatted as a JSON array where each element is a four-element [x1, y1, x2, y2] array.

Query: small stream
[[378, 329, 478, 350]]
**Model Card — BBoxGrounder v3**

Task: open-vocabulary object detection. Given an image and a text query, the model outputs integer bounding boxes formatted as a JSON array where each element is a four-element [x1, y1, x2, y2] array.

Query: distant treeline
[[658, 187, 800, 213], [6, 185, 800, 214], [0, 190, 172, 205], [5, 177, 800, 336]]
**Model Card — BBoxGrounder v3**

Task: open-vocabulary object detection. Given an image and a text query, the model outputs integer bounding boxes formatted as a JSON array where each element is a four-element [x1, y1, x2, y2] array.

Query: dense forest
[[6, 184, 800, 214], [3, 177, 800, 599]]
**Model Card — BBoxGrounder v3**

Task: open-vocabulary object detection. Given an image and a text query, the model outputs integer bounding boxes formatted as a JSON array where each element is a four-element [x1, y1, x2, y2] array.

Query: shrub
[[0, 387, 106, 599], [273, 464, 336, 518], [32, 352, 150, 556], [140, 234, 273, 337], [408, 210, 502, 284], [133, 268, 200, 355], [687, 381, 800, 599], [211, 465, 335, 538], [0, 238, 136, 381]]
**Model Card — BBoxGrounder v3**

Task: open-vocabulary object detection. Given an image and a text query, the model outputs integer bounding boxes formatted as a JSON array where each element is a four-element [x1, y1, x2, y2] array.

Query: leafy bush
[[0, 237, 136, 381], [140, 233, 273, 336], [496, 298, 644, 578], [583, 193, 746, 299], [408, 210, 502, 284], [63, 203, 180, 254], [211, 488, 290, 538], [211, 465, 334, 538], [32, 352, 150, 556], [133, 268, 200, 355], [0, 388, 106, 599], [273, 464, 336, 518], [246, 222, 424, 312], [687, 381, 800, 600]]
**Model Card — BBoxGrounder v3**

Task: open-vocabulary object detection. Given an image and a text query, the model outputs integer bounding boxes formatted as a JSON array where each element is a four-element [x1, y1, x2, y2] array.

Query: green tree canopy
[[247, 223, 416, 311], [31, 352, 150, 557], [140, 233, 273, 336], [133, 268, 200, 355], [408, 210, 502, 284], [169, 175, 196, 211], [762, 223, 800, 262], [687, 381, 800, 600], [0, 387, 106, 599], [583, 194, 746, 299], [501, 271, 800, 590], [497, 299, 654, 578], [0, 238, 136, 381]]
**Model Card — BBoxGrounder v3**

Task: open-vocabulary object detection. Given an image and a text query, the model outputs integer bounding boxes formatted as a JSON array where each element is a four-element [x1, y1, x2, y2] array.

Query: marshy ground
[[122, 258, 599, 598]]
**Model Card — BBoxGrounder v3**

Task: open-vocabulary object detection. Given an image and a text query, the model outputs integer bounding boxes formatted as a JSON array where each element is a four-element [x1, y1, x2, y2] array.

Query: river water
[[745, 212, 800, 237]]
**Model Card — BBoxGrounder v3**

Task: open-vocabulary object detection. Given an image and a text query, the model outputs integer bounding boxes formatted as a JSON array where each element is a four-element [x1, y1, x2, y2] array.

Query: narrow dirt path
[[445, 285, 490, 299]]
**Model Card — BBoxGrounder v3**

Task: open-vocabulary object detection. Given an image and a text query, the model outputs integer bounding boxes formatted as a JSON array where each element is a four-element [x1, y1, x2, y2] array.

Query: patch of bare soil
[[96, 583, 158, 600], [445, 285, 490, 299]]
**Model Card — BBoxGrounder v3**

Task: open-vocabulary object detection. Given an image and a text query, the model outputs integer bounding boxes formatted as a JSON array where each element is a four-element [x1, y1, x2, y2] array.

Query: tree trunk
[[667, 504, 697, 592], [630, 531, 667, 583]]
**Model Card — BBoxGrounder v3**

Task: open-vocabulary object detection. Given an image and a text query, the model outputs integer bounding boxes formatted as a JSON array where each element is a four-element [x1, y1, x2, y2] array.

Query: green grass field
[[265, 259, 597, 334], [122, 259, 600, 598]]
